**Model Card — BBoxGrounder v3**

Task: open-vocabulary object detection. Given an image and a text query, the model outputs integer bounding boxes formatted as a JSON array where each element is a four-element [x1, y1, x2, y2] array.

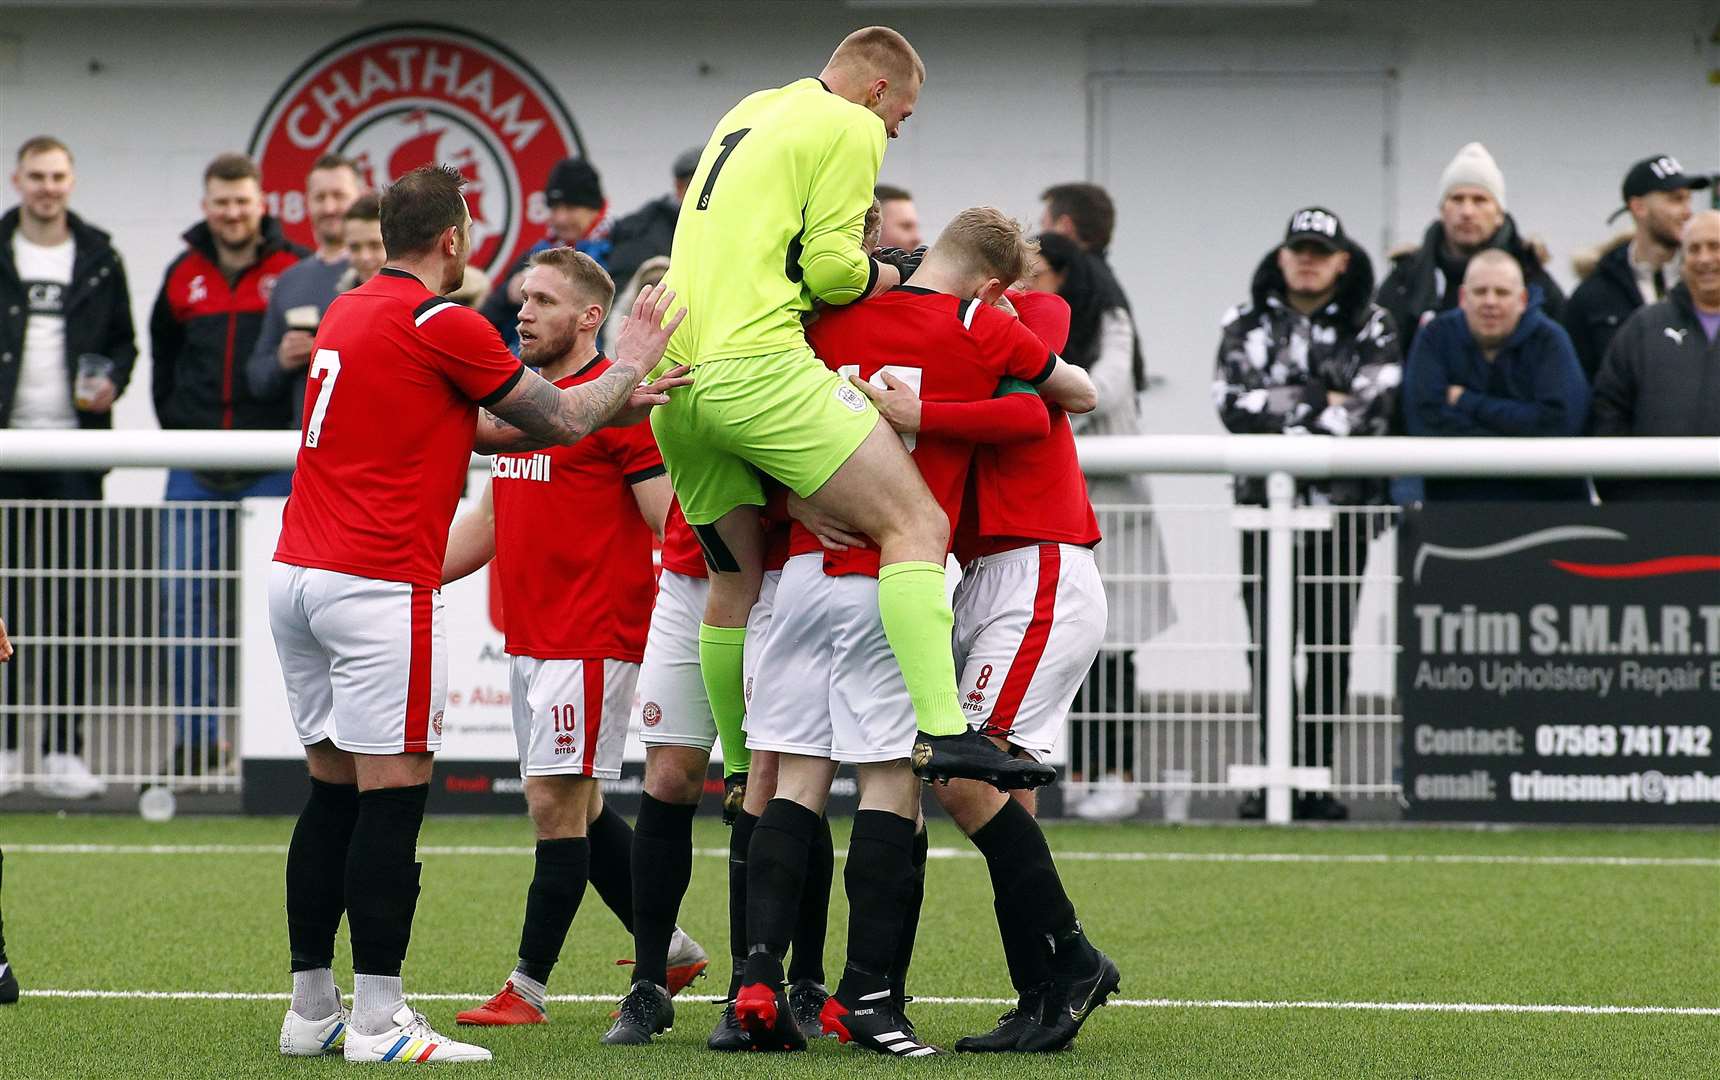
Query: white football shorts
[[510, 656, 636, 779], [268, 561, 446, 755], [636, 570, 714, 749], [953, 543, 1106, 761], [746, 554, 917, 764]]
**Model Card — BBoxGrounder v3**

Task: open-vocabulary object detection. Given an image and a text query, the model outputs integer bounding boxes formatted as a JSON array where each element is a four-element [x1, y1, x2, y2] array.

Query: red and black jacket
[[149, 217, 306, 433]]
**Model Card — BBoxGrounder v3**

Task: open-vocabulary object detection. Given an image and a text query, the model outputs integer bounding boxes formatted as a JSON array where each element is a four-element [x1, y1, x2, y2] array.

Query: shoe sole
[[914, 766, 1055, 792], [665, 959, 708, 997], [455, 1011, 545, 1026]]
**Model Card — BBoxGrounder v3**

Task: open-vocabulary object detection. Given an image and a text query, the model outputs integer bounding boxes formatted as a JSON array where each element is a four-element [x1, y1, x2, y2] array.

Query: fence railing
[[2, 431, 1716, 821]]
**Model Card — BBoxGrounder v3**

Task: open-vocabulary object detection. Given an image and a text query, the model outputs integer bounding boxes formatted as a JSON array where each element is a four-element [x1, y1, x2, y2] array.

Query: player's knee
[[524, 776, 590, 838], [644, 746, 708, 804], [935, 776, 1007, 835]]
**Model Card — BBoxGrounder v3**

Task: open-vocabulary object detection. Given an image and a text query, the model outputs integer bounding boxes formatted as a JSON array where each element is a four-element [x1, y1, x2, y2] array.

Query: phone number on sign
[[1533, 725, 1712, 758]]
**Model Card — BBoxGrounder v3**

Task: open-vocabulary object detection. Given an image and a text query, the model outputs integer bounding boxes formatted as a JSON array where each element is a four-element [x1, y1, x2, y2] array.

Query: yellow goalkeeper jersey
[[662, 77, 886, 366]]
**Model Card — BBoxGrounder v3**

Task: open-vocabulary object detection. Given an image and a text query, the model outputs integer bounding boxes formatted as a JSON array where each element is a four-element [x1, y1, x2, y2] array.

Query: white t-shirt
[[10, 233, 76, 429]]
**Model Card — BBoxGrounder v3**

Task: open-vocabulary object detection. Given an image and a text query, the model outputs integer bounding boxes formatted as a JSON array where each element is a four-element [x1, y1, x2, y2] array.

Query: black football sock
[[742, 798, 819, 988], [886, 824, 928, 1004], [727, 809, 758, 998], [345, 784, 428, 978], [516, 837, 590, 985], [837, 809, 916, 999], [630, 794, 697, 988], [585, 804, 635, 933], [286, 777, 359, 973], [973, 799, 1078, 986], [786, 813, 833, 986]]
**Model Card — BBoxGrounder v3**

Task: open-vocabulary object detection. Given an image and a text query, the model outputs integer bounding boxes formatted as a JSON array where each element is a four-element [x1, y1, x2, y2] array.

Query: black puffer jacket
[[1214, 242, 1402, 506], [1376, 215, 1566, 356], [1562, 237, 1646, 383], [0, 208, 136, 431], [606, 194, 679, 295]]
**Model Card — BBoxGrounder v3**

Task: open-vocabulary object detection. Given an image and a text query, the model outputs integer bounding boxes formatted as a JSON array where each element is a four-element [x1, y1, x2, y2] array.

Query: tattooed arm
[[482, 284, 688, 448]]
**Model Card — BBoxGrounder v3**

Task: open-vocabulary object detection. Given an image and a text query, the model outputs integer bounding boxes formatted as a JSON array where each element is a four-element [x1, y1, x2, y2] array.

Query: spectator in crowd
[[482, 156, 611, 350], [0, 135, 136, 799], [247, 153, 362, 426], [332, 192, 385, 292], [1563, 155, 1706, 383], [1379, 142, 1566, 352], [1590, 210, 1720, 501], [874, 183, 922, 249], [151, 151, 306, 774], [1039, 181, 1146, 392], [607, 147, 698, 293], [1030, 222, 1172, 820], [1403, 250, 1589, 501], [1214, 207, 1402, 821]]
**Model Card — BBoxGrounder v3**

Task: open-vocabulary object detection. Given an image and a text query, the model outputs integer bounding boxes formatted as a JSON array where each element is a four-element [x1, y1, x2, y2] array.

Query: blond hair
[[933, 207, 1037, 284], [529, 247, 615, 312], [828, 26, 925, 86]]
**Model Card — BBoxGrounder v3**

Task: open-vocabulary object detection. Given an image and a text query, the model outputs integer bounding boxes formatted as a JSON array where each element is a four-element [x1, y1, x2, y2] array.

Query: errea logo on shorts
[[835, 382, 868, 413], [492, 453, 551, 481]]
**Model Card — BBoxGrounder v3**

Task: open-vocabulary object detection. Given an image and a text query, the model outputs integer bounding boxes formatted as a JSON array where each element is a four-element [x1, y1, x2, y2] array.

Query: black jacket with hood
[[1214, 241, 1402, 506]]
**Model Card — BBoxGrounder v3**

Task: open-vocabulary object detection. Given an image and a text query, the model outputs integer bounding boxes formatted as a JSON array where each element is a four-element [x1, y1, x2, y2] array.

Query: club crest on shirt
[[248, 23, 585, 279]]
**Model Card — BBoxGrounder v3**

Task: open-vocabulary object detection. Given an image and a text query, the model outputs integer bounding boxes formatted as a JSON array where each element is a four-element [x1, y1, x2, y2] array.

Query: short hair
[[829, 26, 925, 86], [204, 152, 261, 186], [1463, 248, 1525, 288], [344, 192, 381, 222], [380, 165, 468, 258], [874, 183, 913, 204], [309, 152, 359, 179], [934, 207, 1037, 285], [16, 135, 72, 165], [1041, 182, 1115, 252], [529, 246, 616, 313]]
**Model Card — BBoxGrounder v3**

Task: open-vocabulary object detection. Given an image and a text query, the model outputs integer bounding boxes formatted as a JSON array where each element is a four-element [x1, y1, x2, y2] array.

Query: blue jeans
[[162, 469, 292, 751]]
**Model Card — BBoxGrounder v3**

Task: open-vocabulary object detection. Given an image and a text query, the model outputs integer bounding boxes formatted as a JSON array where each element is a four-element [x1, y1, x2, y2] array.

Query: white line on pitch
[[19, 988, 1720, 1017], [8, 843, 1717, 868]]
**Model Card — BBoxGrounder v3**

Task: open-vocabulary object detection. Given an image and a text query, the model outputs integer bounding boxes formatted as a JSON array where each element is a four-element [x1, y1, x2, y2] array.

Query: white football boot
[[279, 1001, 350, 1056], [344, 1004, 493, 1064]]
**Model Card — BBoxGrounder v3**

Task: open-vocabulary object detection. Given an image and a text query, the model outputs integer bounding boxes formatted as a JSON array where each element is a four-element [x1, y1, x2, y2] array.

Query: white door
[[1091, 70, 1395, 698]]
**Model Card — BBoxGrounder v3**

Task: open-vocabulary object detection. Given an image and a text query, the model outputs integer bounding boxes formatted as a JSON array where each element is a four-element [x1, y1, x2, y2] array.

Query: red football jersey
[[957, 289, 1101, 561], [490, 356, 665, 660], [660, 501, 708, 579], [275, 268, 525, 589], [803, 287, 1057, 577]]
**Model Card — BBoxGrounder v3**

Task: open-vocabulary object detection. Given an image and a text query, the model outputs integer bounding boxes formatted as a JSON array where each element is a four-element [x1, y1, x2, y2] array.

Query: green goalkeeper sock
[[699, 623, 752, 777], [877, 561, 965, 737]]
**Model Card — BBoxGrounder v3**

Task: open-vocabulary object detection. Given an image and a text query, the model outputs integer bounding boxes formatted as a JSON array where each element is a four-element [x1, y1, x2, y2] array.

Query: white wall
[[0, 0, 1714, 501]]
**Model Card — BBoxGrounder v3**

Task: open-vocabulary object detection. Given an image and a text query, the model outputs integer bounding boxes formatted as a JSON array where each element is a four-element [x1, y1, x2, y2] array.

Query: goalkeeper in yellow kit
[[651, 26, 1052, 794]]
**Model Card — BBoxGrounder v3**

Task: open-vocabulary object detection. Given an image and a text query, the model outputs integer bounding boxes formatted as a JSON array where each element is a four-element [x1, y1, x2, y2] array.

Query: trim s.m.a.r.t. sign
[[247, 23, 583, 277]]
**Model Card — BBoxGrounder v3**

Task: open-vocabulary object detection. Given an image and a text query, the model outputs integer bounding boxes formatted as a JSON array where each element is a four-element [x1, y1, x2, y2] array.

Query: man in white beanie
[[1377, 141, 1565, 357]]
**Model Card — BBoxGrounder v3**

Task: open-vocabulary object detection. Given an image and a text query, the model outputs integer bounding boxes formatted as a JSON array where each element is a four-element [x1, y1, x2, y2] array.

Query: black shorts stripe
[[477, 364, 527, 408]]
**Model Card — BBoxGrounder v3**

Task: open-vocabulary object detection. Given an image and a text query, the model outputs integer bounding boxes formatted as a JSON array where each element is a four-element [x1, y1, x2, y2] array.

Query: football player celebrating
[[653, 26, 1050, 793], [876, 287, 1124, 1051], [737, 210, 1095, 1055], [269, 165, 685, 1066], [438, 249, 708, 1031]]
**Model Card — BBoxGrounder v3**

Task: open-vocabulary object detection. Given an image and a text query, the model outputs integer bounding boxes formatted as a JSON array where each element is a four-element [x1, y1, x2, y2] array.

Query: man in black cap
[[1214, 207, 1401, 821], [1563, 155, 1710, 382], [482, 157, 611, 350], [608, 148, 699, 295]]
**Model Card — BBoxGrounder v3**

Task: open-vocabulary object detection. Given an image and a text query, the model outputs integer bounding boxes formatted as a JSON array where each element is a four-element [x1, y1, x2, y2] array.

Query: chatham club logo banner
[[247, 23, 585, 277]]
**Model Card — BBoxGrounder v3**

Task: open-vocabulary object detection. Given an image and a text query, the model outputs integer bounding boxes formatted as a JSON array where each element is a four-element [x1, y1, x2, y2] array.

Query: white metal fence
[[2, 431, 1718, 822]]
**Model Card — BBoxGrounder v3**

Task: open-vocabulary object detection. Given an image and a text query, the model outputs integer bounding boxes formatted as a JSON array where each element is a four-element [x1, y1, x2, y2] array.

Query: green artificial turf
[[0, 814, 1714, 1078]]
